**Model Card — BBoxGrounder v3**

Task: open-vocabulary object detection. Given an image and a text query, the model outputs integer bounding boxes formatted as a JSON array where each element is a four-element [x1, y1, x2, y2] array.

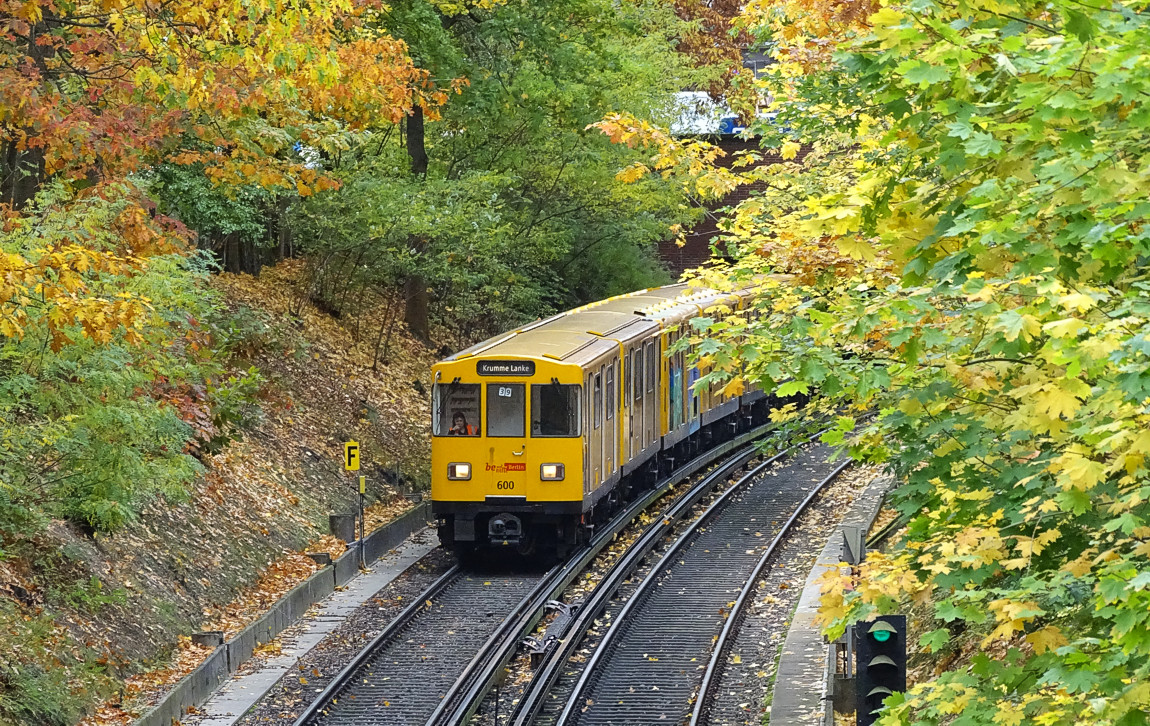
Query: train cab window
[[593, 373, 602, 429], [433, 382, 481, 436], [531, 384, 581, 437], [606, 364, 615, 420], [486, 383, 525, 437]]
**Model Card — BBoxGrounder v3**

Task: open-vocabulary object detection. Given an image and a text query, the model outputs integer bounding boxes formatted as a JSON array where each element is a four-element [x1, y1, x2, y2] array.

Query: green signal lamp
[[868, 620, 898, 642]]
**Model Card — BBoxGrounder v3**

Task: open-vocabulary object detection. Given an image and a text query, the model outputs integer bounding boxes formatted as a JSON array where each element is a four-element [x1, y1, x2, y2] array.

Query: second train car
[[430, 281, 775, 559]]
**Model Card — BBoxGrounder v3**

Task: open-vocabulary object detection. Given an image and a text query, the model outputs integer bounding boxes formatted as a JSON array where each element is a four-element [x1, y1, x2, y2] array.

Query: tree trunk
[[404, 274, 430, 343], [3, 140, 45, 210], [406, 105, 429, 177], [403, 104, 431, 343]]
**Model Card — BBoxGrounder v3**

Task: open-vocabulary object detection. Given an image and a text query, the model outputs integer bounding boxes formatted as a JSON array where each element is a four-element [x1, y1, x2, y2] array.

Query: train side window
[[646, 341, 656, 393], [633, 347, 644, 401], [433, 382, 480, 436], [593, 373, 602, 429], [531, 384, 581, 437], [606, 363, 615, 420], [624, 350, 632, 403], [486, 383, 525, 437]]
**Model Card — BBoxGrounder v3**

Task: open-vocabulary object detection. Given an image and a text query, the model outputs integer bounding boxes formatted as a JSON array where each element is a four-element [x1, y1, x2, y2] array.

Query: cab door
[[484, 382, 527, 495]]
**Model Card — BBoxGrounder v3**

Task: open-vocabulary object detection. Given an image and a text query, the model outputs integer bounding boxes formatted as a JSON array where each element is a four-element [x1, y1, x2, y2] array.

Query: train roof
[[441, 281, 752, 366]]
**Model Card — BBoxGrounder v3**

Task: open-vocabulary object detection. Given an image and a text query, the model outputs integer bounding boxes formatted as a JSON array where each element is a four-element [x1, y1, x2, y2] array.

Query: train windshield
[[531, 384, 581, 437], [432, 382, 481, 436], [487, 383, 525, 437]]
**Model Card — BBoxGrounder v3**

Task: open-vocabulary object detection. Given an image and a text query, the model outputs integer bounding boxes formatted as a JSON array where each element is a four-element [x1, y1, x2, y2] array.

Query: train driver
[[449, 411, 477, 436]]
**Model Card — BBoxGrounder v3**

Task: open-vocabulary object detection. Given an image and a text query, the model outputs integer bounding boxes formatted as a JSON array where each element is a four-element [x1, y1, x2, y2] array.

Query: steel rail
[[424, 426, 770, 726], [289, 424, 771, 726], [290, 564, 462, 726], [551, 439, 846, 726], [507, 449, 791, 726], [551, 455, 788, 726], [687, 458, 851, 726]]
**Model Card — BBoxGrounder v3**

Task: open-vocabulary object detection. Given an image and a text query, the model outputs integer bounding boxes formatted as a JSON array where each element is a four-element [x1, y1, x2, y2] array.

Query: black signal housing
[[853, 614, 907, 726]]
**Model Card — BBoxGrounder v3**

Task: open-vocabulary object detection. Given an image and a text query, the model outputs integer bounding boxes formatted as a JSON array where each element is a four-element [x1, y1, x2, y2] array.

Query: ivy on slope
[[603, 0, 1150, 723]]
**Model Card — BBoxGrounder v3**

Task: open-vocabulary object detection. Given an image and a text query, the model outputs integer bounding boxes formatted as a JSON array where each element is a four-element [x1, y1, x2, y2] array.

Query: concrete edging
[[133, 500, 431, 726], [768, 473, 894, 726]]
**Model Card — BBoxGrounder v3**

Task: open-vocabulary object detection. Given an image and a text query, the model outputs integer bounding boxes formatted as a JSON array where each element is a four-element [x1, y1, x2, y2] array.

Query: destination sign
[[477, 360, 535, 376]]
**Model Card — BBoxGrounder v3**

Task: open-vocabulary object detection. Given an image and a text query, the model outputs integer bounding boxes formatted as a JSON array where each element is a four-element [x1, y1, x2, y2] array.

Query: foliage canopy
[[603, 0, 1150, 722]]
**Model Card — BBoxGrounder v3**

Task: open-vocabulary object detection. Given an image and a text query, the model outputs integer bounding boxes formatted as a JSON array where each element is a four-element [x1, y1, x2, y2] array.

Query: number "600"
[[496, 480, 515, 490]]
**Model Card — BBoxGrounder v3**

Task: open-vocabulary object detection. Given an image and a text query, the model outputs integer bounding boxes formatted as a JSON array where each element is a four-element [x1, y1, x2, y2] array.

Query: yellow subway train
[[430, 281, 778, 559]]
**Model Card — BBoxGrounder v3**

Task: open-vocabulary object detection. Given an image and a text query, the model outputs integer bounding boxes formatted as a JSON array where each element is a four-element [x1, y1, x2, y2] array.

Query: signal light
[[854, 615, 906, 726]]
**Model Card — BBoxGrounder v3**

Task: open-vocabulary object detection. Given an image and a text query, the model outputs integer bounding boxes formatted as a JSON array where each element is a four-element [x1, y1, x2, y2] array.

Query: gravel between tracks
[[705, 464, 880, 726], [221, 547, 456, 726]]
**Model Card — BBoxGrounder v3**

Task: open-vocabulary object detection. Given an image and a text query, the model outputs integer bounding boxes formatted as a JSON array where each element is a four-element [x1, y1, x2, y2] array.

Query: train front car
[[431, 329, 600, 560]]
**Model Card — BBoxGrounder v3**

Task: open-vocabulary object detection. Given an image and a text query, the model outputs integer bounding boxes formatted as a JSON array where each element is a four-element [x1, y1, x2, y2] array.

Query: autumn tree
[[292, 0, 706, 347], [0, 0, 437, 530], [602, 0, 1150, 721]]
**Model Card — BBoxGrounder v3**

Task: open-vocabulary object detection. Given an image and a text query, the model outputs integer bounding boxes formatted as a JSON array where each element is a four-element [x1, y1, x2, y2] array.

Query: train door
[[584, 374, 592, 496], [623, 348, 633, 462], [688, 337, 701, 433], [667, 329, 684, 431], [605, 360, 616, 477]]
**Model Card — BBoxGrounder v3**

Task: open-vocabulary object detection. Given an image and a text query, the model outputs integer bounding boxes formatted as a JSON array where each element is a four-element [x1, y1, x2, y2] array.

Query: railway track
[[292, 426, 769, 726], [511, 443, 846, 726]]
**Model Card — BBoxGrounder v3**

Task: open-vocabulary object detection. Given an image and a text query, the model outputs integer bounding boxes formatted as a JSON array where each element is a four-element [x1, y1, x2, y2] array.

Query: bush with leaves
[[0, 184, 225, 534]]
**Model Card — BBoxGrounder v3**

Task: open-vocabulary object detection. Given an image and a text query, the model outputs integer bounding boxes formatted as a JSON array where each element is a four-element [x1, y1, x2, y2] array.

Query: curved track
[[537, 444, 845, 726], [292, 427, 769, 726]]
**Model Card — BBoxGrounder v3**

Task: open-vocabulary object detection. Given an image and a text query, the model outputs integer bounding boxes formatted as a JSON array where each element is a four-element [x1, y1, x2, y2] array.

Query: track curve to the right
[[552, 444, 844, 726]]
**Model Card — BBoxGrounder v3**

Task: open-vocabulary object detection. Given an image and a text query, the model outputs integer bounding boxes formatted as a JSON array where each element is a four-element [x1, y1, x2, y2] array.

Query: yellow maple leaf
[[781, 140, 802, 160], [1062, 552, 1093, 577], [836, 236, 877, 262], [1035, 385, 1082, 420], [1057, 292, 1096, 312], [721, 377, 745, 397], [616, 163, 649, 183], [1043, 318, 1087, 338], [1051, 447, 1107, 491], [1025, 625, 1068, 654]]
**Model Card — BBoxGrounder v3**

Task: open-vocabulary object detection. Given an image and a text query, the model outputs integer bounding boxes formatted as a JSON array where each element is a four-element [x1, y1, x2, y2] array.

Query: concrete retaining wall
[[133, 501, 431, 726], [133, 646, 229, 726]]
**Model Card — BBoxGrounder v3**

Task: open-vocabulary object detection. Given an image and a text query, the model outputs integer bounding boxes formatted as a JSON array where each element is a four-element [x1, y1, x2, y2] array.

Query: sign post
[[358, 474, 366, 569], [343, 441, 365, 570]]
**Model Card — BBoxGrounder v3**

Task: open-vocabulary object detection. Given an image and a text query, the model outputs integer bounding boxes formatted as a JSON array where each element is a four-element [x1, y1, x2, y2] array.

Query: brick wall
[[658, 137, 790, 276]]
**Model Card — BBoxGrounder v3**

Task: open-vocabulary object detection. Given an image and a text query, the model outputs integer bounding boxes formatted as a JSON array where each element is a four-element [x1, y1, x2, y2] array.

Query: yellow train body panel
[[431, 356, 584, 506]]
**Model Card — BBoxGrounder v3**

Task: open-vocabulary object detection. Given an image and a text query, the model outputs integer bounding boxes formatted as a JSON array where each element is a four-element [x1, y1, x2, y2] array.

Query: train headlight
[[448, 463, 471, 480], [540, 463, 565, 481]]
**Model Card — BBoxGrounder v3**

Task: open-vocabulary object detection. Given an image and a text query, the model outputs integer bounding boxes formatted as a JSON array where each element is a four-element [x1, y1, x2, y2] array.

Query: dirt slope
[[0, 260, 437, 726]]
